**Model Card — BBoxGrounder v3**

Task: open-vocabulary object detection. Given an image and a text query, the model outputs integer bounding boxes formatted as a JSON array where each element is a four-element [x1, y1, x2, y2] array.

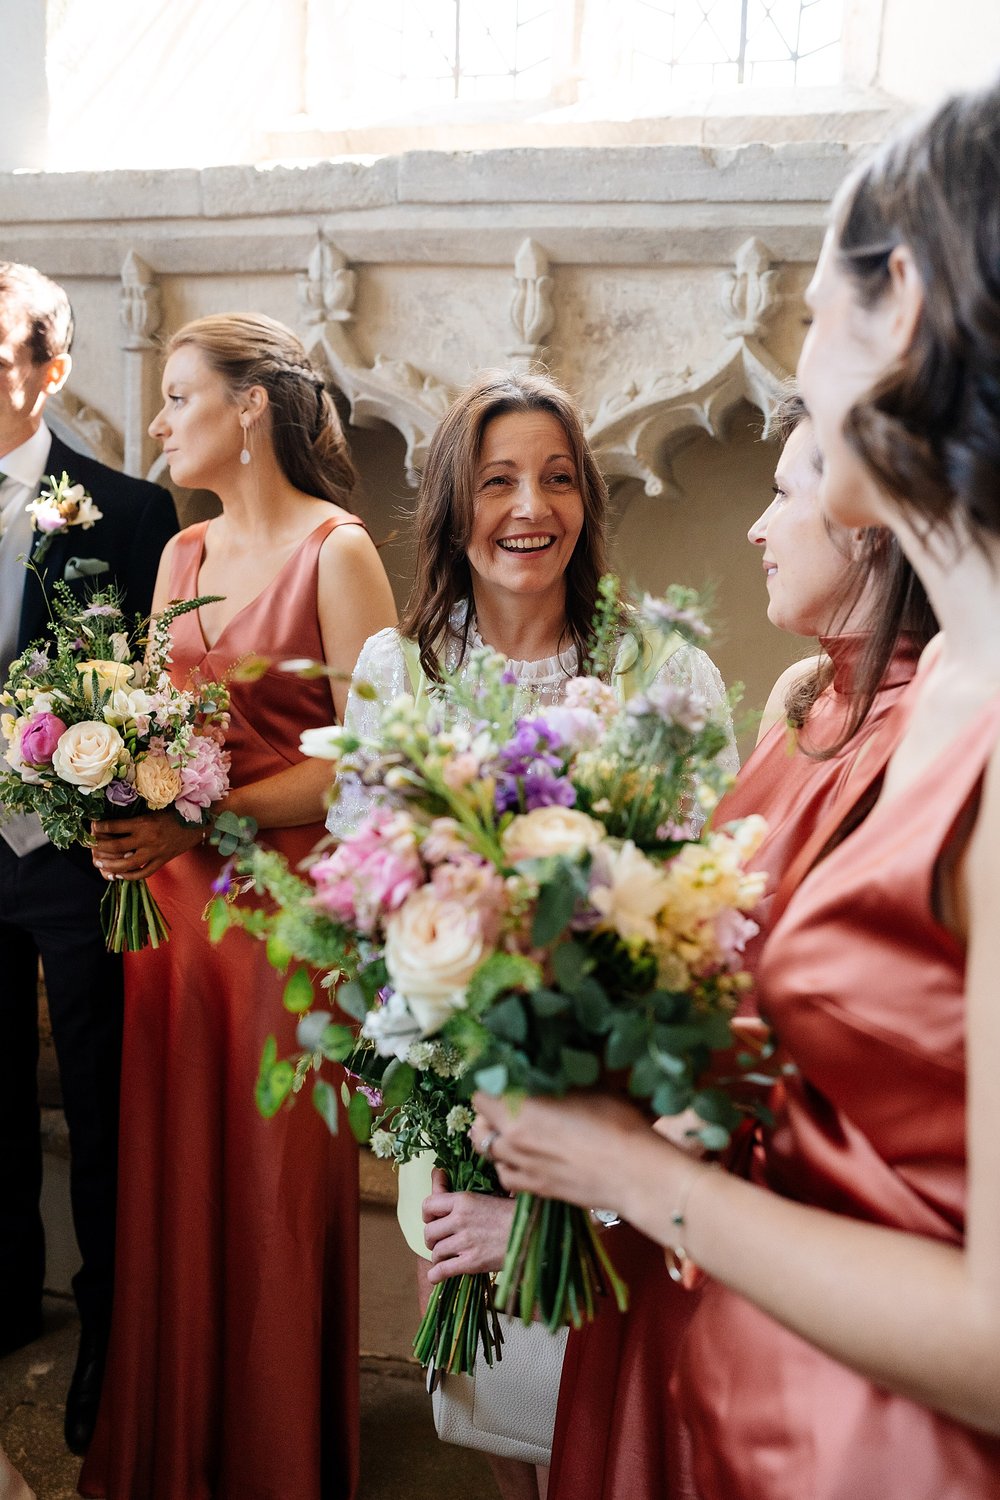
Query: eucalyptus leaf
[[347, 1091, 373, 1143], [560, 1047, 600, 1087], [282, 967, 314, 1015], [313, 1078, 340, 1134], [337, 980, 369, 1022], [382, 1059, 416, 1108], [484, 995, 528, 1044], [474, 1063, 509, 1096], [532, 878, 576, 947]]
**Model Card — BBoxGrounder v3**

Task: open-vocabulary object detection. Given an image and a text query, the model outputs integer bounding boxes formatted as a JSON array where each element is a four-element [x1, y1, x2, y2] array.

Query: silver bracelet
[[666, 1162, 718, 1283]]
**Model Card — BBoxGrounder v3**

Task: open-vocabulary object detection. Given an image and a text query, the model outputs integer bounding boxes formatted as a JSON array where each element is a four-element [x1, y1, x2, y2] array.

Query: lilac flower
[[627, 682, 709, 734], [640, 592, 711, 639], [25, 650, 50, 679], [492, 717, 575, 814], [105, 778, 140, 807]]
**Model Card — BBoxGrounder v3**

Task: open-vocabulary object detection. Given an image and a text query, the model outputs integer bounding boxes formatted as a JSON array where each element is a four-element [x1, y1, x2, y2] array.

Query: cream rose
[[502, 806, 606, 865], [383, 885, 487, 1034], [52, 720, 125, 791], [78, 658, 135, 701], [134, 751, 183, 810]]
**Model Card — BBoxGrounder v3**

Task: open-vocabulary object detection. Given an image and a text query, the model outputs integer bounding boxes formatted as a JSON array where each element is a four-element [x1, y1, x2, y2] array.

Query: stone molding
[[3, 141, 863, 490]]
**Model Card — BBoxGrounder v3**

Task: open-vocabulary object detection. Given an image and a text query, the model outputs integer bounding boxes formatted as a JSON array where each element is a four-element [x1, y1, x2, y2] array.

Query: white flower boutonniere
[[26, 471, 103, 564]]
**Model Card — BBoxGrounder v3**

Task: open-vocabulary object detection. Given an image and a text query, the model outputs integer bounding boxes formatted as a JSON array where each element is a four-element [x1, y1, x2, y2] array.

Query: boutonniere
[[26, 471, 104, 564]]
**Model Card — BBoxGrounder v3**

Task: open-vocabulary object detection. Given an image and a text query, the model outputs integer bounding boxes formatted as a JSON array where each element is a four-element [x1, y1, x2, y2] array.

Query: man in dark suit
[[0, 261, 177, 1453]]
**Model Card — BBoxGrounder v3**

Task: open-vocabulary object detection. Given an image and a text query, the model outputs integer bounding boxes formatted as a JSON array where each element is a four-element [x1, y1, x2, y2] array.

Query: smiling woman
[[326, 367, 738, 1500]]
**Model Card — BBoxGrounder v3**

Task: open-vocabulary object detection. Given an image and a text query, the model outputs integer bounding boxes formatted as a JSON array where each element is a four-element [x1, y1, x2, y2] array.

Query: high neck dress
[[547, 633, 922, 1500], [675, 684, 1000, 1498], [81, 517, 363, 1500]]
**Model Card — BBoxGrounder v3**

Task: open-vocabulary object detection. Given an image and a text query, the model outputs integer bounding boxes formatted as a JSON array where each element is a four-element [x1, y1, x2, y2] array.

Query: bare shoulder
[[317, 515, 383, 572], [756, 653, 824, 745]]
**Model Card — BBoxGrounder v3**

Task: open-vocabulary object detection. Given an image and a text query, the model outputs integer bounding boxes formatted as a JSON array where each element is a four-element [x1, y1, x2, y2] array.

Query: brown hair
[[832, 78, 1000, 542], [0, 261, 74, 362], [398, 370, 611, 681], [166, 313, 356, 506], [769, 389, 936, 754]]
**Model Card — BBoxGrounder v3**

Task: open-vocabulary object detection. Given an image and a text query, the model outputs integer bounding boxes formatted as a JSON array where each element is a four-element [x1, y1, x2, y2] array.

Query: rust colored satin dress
[[80, 517, 361, 1500], [548, 636, 920, 1500], [675, 692, 1000, 1499]]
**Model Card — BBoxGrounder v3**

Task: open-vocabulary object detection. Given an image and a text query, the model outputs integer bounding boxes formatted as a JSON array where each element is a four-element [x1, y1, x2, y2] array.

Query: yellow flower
[[77, 659, 135, 702]]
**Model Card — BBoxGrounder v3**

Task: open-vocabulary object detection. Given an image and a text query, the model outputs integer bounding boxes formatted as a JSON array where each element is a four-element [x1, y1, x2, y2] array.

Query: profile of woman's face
[[149, 345, 244, 491], [465, 408, 585, 616], [797, 231, 899, 532], [748, 419, 857, 638]]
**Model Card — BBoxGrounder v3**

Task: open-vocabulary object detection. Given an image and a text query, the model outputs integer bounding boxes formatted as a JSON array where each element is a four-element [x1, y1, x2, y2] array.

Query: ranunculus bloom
[[502, 805, 606, 864], [77, 658, 135, 702], [383, 886, 488, 1034], [175, 735, 230, 822], [52, 721, 125, 791], [20, 711, 68, 766], [134, 751, 183, 810]]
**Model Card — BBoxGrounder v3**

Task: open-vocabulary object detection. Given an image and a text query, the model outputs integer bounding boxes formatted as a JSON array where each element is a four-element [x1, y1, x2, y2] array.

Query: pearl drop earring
[[240, 418, 251, 466]]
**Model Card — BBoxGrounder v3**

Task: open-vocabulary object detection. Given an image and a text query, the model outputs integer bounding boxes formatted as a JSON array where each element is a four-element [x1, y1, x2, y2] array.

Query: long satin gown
[[676, 689, 1000, 1498], [548, 634, 920, 1500], [80, 517, 362, 1500]]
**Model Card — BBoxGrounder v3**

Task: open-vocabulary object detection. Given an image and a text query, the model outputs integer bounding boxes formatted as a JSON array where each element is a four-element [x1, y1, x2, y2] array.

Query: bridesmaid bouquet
[[0, 579, 231, 951], [213, 581, 766, 1347]]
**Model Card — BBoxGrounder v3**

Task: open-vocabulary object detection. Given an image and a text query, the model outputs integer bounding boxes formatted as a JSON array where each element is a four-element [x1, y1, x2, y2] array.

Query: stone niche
[[3, 138, 875, 750]]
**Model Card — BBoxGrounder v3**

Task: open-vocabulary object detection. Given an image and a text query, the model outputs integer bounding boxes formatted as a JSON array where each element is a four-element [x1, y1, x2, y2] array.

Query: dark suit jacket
[[16, 431, 178, 651]]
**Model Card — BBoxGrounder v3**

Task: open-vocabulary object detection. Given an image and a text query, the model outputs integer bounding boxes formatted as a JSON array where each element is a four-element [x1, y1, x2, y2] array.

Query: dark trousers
[[0, 838, 123, 1345]]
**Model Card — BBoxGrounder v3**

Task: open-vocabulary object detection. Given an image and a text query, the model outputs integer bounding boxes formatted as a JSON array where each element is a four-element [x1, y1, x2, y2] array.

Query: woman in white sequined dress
[[329, 370, 737, 1500]]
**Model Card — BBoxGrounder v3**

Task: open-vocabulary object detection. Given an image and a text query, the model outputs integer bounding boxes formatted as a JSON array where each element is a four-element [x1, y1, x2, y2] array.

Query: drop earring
[[240, 417, 251, 466]]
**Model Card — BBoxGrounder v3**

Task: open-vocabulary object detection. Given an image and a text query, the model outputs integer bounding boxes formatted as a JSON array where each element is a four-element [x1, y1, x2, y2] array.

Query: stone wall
[[2, 139, 881, 743]]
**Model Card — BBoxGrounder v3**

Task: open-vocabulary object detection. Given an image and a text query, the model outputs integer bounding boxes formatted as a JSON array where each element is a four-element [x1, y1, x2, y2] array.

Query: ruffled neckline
[[819, 632, 922, 696], [464, 617, 578, 685]]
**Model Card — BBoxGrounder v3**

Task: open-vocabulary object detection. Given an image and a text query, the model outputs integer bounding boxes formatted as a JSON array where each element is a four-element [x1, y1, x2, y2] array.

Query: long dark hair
[[772, 391, 936, 755], [166, 313, 356, 506], [398, 370, 610, 682], [832, 78, 1000, 543]]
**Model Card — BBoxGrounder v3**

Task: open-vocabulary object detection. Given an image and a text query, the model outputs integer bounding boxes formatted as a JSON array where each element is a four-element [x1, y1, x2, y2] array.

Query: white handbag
[[431, 1314, 569, 1466]]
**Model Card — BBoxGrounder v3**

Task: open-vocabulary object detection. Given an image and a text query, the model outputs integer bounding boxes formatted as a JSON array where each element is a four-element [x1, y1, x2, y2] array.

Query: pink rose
[[20, 712, 68, 766], [175, 735, 230, 822]]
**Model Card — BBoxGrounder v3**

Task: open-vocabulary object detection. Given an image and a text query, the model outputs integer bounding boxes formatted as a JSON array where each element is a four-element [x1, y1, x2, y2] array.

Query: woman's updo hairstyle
[[834, 76, 1000, 539], [166, 313, 357, 506]]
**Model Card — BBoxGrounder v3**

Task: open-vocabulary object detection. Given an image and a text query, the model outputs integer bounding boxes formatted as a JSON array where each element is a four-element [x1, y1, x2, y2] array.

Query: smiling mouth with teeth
[[496, 536, 556, 552]]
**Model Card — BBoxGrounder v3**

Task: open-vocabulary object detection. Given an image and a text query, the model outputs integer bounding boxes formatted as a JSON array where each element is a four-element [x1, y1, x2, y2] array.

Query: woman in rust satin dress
[[475, 78, 1000, 1500], [82, 314, 396, 1500], [547, 396, 934, 1500]]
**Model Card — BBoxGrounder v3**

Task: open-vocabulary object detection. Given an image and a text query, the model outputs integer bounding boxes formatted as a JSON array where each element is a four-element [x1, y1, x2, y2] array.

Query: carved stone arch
[[297, 233, 453, 485], [587, 338, 791, 501], [46, 390, 124, 469]]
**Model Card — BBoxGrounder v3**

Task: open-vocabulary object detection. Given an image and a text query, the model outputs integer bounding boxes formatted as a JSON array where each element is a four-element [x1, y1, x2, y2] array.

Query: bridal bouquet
[[213, 581, 766, 1339], [0, 580, 231, 951]]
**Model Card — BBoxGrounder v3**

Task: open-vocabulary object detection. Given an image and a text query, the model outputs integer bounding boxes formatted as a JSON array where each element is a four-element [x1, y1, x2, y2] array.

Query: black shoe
[[64, 1332, 107, 1456], [0, 1313, 43, 1358]]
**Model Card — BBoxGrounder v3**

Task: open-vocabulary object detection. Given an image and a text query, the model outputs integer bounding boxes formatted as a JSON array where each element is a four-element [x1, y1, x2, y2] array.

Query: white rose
[[52, 720, 125, 790], [502, 806, 606, 864], [384, 885, 488, 1034], [590, 840, 673, 947]]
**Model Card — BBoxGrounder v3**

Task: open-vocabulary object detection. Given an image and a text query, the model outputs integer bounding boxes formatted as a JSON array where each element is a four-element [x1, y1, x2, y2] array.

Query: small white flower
[[370, 1129, 398, 1160], [446, 1105, 474, 1137]]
